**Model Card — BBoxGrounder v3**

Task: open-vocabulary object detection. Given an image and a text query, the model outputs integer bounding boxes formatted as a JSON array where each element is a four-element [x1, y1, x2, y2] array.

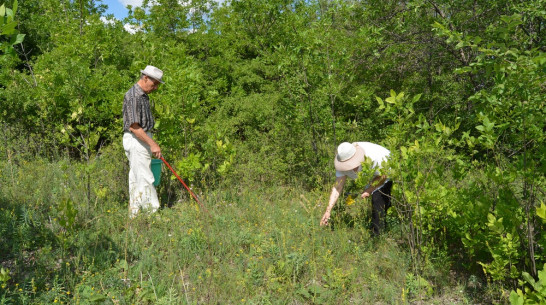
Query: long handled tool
[[160, 156, 208, 213]]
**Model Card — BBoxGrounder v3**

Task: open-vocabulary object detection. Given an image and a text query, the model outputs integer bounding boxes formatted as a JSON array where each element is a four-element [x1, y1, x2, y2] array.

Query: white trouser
[[123, 132, 160, 217]]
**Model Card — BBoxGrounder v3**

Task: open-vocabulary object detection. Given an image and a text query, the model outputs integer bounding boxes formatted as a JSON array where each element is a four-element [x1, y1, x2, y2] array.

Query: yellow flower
[[346, 195, 355, 206]]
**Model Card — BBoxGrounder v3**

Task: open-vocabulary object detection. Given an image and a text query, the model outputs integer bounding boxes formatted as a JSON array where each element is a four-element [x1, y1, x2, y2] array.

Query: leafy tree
[[0, 0, 24, 57]]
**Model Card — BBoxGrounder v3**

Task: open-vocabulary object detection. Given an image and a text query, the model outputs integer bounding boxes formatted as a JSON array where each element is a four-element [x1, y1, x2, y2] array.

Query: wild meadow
[[1, 150, 476, 304]]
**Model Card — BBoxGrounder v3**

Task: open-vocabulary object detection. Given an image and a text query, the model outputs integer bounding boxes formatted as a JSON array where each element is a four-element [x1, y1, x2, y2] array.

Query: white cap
[[140, 65, 165, 84], [334, 142, 365, 171]]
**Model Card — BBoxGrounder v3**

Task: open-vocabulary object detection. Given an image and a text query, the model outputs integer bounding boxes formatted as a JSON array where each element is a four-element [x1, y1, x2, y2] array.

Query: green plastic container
[[150, 159, 162, 186]]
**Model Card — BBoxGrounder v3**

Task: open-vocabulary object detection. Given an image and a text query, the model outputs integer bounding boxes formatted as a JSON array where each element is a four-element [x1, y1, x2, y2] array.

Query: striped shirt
[[123, 83, 155, 132]]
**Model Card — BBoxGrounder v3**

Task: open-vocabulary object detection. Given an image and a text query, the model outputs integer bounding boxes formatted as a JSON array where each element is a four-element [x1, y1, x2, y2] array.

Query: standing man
[[320, 142, 393, 235], [122, 65, 164, 218]]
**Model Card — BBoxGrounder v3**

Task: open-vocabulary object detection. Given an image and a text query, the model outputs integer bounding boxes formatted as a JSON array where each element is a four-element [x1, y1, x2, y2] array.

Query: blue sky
[[101, 0, 140, 20], [101, 0, 227, 20]]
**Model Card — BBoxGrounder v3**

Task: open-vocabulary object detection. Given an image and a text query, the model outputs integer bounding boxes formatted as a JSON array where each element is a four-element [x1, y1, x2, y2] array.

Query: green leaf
[[376, 96, 384, 109], [0, 268, 11, 283], [522, 272, 537, 289], [119, 259, 129, 271], [455, 66, 472, 74], [12, 0, 17, 15], [483, 116, 494, 131], [12, 33, 24, 45], [390, 89, 396, 98], [2, 21, 17, 35], [0, 5, 5, 18], [509, 290, 523, 305], [5, 8, 13, 19], [431, 21, 446, 31], [538, 263, 546, 283], [412, 93, 422, 103], [487, 213, 504, 234], [400, 146, 407, 160], [89, 293, 107, 302]]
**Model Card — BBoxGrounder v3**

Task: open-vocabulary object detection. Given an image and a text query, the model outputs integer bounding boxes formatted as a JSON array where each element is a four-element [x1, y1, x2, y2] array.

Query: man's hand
[[130, 123, 161, 158], [320, 213, 330, 226], [361, 191, 370, 199], [320, 211, 331, 226], [150, 142, 162, 159], [321, 176, 346, 227]]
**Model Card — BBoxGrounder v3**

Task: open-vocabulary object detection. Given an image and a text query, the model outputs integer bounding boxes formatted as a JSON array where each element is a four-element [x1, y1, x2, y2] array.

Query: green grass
[[0, 158, 476, 304]]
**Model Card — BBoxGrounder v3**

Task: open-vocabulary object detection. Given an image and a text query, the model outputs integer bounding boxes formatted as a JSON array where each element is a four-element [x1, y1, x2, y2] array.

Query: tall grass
[[0, 155, 473, 304]]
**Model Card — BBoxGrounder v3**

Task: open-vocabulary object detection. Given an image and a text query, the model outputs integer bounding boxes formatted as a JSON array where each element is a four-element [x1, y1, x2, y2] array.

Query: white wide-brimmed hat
[[334, 142, 365, 171], [141, 65, 165, 84]]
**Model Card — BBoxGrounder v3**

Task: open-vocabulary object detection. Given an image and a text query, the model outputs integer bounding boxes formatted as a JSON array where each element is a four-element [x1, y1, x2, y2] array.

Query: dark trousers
[[371, 180, 393, 235]]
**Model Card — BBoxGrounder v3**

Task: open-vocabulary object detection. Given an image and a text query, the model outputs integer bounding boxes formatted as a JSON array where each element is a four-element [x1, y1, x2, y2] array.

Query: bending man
[[122, 65, 164, 218], [320, 142, 393, 235]]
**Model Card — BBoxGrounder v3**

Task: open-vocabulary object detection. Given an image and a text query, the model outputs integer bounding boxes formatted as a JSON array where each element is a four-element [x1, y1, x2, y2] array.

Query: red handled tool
[[160, 156, 208, 213]]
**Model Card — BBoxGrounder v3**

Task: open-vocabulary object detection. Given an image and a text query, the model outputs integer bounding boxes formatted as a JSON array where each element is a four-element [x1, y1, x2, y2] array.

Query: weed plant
[[1, 157, 478, 304]]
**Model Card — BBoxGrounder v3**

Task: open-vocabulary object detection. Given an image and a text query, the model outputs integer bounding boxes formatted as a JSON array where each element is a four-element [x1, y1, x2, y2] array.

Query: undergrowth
[[0, 157, 481, 304]]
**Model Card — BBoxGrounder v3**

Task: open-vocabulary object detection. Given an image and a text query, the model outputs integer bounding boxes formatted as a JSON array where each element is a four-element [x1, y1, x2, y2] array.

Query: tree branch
[[427, 0, 469, 65]]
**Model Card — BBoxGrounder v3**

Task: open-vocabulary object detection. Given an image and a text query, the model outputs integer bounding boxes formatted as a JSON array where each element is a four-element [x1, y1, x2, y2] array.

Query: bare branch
[[17, 43, 38, 87]]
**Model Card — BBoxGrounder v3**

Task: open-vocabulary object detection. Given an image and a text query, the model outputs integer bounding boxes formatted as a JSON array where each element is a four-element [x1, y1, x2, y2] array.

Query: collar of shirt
[[133, 83, 147, 97]]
